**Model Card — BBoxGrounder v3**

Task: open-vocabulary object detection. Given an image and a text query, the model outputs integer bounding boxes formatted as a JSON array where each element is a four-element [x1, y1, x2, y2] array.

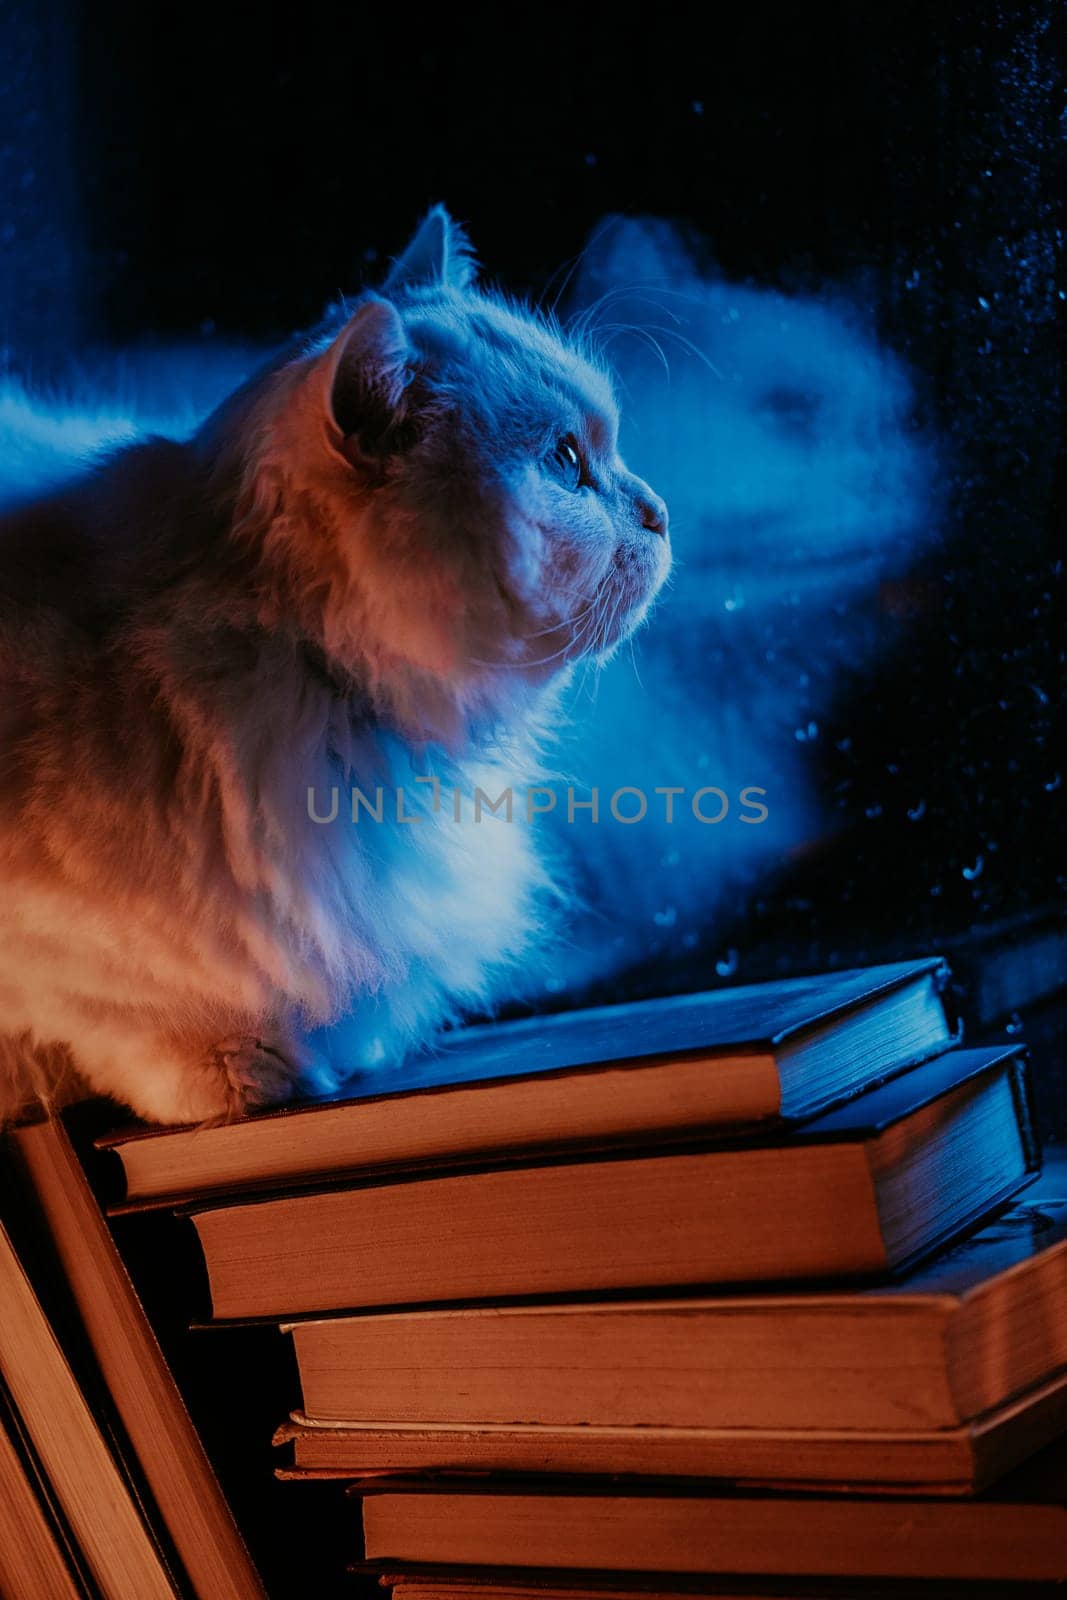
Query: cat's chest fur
[[244, 696, 548, 1082]]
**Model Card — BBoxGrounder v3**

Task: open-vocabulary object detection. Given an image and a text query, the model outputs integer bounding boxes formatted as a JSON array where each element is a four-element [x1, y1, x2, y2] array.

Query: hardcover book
[[354, 1435, 1067, 1583], [282, 1159, 1067, 1432], [100, 959, 953, 1209], [184, 1045, 1036, 1321]]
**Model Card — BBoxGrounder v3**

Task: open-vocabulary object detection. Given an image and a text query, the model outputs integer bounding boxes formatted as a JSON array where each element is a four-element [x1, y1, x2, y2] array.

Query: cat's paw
[[208, 1035, 301, 1122]]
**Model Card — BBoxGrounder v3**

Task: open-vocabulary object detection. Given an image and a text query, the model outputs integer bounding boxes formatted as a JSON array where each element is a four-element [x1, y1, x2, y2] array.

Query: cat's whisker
[[638, 323, 724, 381], [565, 285, 629, 343], [592, 319, 722, 385], [595, 324, 672, 379], [627, 636, 645, 690], [565, 602, 607, 660], [580, 279, 715, 320], [596, 586, 629, 657], [568, 285, 685, 350], [469, 622, 593, 673], [519, 591, 603, 641], [485, 557, 612, 659], [596, 292, 688, 332], [541, 217, 626, 322], [573, 653, 596, 704], [560, 600, 610, 668], [568, 280, 724, 383], [567, 281, 666, 333], [492, 577, 611, 661]]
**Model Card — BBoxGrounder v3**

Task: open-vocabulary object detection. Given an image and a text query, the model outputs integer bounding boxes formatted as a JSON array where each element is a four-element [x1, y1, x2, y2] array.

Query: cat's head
[[221, 207, 670, 739]]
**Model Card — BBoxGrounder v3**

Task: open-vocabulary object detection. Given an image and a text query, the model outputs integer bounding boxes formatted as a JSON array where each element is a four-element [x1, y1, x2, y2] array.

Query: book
[[186, 1046, 1036, 1321], [372, 1583, 952, 1600], [273, 1365, 1067, 1493], [373, 1579, 988, 1600], [4, 1116, 267, 1600], [354, 1437, 1067, 1582], [0, 1388, 84, 1600], [282, 1158, 1067, 1431], [100, 959, 953, 1209], [0, 1215, 179, 1600]]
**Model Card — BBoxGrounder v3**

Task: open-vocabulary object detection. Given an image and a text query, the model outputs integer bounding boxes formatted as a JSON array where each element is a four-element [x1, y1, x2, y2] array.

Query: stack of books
[[0, 1116, 266, 1599], [95, 957, 1067, 1593]]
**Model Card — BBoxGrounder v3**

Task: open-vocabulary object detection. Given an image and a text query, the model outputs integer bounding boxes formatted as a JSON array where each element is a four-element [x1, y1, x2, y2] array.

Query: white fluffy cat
[[0, 207, 669, 1125]]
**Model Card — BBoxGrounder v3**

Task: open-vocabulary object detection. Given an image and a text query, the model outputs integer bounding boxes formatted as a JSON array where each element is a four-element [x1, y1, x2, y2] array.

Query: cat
[[0, 206, 670, 1126]]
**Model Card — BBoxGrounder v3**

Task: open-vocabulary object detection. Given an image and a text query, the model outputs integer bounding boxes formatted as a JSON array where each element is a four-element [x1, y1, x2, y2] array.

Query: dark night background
[[1, 3, 1065, 1595]]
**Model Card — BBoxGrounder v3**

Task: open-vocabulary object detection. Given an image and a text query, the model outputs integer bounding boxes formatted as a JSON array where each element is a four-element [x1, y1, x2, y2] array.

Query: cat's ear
[[384, 204, 478, 293], [326, 296, 415, 459]]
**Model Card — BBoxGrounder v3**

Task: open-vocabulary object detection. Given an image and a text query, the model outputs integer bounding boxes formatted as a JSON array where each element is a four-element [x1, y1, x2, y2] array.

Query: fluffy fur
[[0, 208, 670, 1125]]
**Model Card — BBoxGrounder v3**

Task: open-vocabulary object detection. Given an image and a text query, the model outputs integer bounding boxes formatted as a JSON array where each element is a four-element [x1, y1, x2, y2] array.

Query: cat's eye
[[546, 434, 584, 492]]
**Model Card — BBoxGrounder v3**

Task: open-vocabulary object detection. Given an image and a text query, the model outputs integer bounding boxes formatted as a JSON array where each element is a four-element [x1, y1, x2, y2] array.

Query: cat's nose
[[638, 490, 669, 539]]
